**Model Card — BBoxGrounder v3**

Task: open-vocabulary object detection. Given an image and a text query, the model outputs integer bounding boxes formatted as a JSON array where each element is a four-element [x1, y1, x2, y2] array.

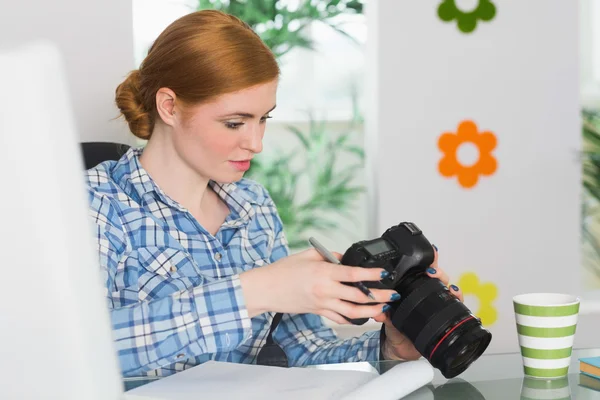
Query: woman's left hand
[[373, 246, 464, 361]]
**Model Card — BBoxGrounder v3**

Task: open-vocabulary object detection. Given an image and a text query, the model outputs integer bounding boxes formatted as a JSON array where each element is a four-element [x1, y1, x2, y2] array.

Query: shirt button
[[170, 265, 177, 272], [215, 252, 222, 261], [176, 353, 185, 359]]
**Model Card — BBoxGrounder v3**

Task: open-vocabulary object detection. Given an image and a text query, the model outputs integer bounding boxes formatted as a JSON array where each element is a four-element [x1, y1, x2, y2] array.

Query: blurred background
[[1, 0, 599, 354], [133, 0, 371, 253]]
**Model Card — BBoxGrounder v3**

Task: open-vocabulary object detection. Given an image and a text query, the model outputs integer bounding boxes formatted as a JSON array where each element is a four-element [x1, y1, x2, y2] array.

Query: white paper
[[124, 360, 434, 400], [340, 360, 434, 400]]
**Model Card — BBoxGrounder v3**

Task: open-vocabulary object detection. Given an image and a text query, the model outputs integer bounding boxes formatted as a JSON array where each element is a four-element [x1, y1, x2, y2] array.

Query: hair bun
[[115, 70, 152, 139]]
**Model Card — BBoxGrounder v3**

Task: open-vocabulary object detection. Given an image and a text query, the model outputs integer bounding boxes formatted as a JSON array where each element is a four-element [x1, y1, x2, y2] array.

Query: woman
[[87, 10, 463, 377]]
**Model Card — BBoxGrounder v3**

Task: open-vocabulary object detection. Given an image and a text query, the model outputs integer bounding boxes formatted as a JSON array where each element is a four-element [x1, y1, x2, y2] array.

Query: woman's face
[[171, 79, 278, 183]]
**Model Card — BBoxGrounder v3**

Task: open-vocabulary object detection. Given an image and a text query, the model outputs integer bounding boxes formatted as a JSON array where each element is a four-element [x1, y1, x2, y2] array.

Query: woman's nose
[[242, 126, 263, 154]]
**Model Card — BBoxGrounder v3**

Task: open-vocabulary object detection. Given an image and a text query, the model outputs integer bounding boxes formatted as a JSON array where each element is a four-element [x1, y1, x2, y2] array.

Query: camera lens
[[390, 271, 492, 379], [452, 342, 480, 370], [440, 324, 491, 377]]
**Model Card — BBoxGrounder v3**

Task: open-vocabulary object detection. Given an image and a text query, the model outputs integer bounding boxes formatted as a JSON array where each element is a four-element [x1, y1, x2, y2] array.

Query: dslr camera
[[341, 222, 492, 379]]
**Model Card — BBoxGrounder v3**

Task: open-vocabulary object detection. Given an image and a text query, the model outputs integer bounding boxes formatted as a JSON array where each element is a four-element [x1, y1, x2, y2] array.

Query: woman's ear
[[155, 88, 177, 126]]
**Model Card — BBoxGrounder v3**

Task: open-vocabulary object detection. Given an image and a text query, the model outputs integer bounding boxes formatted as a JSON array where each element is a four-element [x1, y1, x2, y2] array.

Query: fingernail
[[382, 304, 391, 313], [427, 267, 437, 275], [381, 271, 390, 279], [433, 244, 438, 251], [451, 285, 459, 292], [390, 293, 401, 301]]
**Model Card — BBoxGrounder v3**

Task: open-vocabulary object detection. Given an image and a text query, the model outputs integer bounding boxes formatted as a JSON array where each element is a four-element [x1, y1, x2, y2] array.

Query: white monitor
[[0, 41, 123, 399]]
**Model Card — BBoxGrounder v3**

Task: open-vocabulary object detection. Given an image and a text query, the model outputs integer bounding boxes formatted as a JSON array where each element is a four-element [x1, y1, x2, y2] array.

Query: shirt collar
[[114, 147, 257, 225]]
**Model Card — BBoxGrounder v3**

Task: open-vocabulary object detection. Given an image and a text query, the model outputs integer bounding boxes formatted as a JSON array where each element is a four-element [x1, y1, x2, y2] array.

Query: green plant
[[197, 0, 364, 57], [581, 108, 600, 281], [196, 0, 368, 248], [245, 93, 365, 249]]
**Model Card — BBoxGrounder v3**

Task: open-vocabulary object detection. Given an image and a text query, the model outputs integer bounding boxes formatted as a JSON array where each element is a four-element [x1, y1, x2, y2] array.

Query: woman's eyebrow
[[219, 104, 277, 118]]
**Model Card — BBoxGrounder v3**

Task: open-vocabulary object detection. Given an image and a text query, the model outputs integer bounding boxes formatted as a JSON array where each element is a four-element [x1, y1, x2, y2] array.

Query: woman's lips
[[229, 160, 251, 171]]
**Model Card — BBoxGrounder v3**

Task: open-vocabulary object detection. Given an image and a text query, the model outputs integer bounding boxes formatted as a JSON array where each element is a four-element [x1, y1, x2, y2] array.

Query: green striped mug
[[513, 293, 580, 379]]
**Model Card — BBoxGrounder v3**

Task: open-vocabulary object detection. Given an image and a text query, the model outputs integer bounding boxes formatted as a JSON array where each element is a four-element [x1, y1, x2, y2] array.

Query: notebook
[[580, 356, 600, 380], [579, 373, 600, 392], [124, 359, 435, 400]]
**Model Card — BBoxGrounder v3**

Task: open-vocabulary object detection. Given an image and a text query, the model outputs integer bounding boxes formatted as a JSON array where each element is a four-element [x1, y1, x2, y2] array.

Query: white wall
[[367, 0, 598, 354], [0, 0, 135, 144]]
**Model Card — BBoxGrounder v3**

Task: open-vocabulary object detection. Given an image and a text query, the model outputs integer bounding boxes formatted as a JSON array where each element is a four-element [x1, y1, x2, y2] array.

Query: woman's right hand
[[239, 248, 400, 324]]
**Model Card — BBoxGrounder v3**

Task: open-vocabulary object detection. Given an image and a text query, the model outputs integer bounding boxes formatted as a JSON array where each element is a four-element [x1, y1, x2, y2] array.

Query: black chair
[[80, 142, 130, 169]]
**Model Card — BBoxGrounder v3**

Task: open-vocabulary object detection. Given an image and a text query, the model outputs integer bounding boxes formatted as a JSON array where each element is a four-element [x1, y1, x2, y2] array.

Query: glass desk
[[123, 348, 600, 399], [369, 348, 600, 399]]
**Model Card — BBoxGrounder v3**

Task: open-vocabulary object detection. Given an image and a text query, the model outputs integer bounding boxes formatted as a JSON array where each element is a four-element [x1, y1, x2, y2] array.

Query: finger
[[302, 248, 330, 261], [426, 266, 450, 286], [335, 283, 400, 304], [304, 247, 342, 261], [320, 310, 350, 325], [373, 312, 393, 323], [381, 316, 396, 329], [331, 265, 388, 283], [449, 284, 464, 302], [431, 244, 439, 268], [373, 313, 387, 323], [330, 300, 391, 321], [302, 247, 344, 262]]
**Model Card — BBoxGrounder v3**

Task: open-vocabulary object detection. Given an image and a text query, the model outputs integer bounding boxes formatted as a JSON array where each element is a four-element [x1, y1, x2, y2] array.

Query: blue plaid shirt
[[85, 147, 380, 377]]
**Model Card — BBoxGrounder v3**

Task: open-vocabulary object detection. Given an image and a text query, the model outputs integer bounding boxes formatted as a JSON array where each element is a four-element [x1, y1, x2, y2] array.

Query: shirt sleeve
[[264, 196, 382, 366], [91, 195, 252, 377], [275, 313, 381, 366]]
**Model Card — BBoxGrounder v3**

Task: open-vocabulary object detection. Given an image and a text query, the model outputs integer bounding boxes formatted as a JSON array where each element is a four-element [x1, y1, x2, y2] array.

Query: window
[[132, 0, 366, 122], [581, 0, 600, 107], [132, 0, 197, 67]]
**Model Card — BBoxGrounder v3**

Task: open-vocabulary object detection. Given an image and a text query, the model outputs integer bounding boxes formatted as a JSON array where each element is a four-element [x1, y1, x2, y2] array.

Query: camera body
[[341, 222, 434, 306], [341, 222, 492, 379]]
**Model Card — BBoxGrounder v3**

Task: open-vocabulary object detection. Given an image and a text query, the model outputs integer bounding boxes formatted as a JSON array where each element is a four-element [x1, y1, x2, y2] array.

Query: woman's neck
[[139, 126, 211, 214]]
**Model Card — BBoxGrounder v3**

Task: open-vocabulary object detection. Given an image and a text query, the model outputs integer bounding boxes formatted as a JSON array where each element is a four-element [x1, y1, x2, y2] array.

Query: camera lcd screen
[[364, 239, 393, 255]]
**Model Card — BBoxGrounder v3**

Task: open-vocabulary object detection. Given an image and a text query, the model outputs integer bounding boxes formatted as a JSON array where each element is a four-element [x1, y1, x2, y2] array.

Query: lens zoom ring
[[414, 301, 467, 355], [391, 278, 444, 330]]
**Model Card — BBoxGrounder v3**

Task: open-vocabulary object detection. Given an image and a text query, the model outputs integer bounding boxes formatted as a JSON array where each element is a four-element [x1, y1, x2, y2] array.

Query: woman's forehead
[[199, 80, 278, 116]]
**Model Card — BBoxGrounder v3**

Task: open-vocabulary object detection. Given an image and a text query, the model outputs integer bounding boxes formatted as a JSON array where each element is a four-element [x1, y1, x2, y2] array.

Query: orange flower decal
[[438, 120, 498, 188]]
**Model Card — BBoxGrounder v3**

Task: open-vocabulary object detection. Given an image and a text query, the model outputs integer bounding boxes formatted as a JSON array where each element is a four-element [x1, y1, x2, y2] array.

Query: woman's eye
[[225, 122, 243, 130], [260, 115, 273, 123]]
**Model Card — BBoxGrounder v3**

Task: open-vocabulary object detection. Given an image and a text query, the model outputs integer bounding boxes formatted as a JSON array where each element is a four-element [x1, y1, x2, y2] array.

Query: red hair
[[115, 10, 280, 139]]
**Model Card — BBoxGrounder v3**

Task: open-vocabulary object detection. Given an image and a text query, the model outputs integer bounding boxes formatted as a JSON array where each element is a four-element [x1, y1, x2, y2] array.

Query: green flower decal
[[438, 0, 496, 34]]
